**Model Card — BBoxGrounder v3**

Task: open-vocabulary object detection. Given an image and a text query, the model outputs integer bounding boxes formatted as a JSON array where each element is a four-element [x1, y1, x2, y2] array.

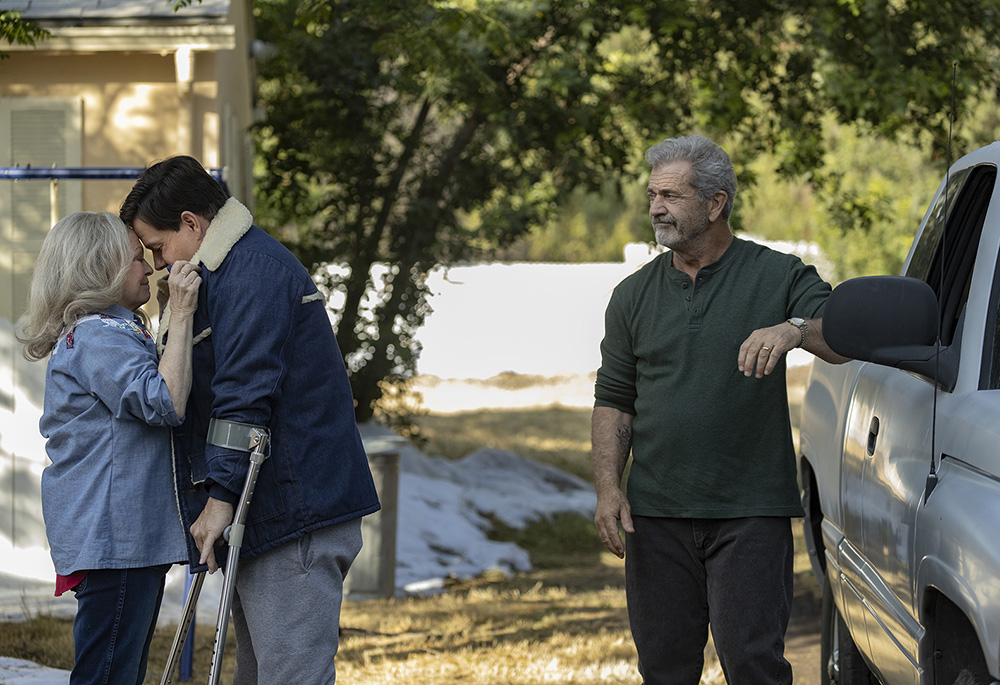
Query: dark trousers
[[70, 564, 170, 685], [624, 516, 794, 685]]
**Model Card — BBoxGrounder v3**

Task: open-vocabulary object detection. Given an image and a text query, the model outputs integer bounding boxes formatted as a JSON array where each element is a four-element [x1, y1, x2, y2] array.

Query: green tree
[[810, 121, 940, 280], [736, 118, 944, 281], [253, 0, 665, 420], [252, 0, 1000, 421], [0, 11, 50, 57], [493, 179, 649, 262]]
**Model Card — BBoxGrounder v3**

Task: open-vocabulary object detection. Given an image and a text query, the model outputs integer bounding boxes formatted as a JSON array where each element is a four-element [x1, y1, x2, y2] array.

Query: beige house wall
[[0, 51, 243, 212], [0, 2, 257, 550]]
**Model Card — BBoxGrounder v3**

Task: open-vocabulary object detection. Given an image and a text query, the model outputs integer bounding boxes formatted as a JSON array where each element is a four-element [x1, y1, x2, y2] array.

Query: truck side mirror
[[823, 275, 958, 390], [824, 276, 938, 360]]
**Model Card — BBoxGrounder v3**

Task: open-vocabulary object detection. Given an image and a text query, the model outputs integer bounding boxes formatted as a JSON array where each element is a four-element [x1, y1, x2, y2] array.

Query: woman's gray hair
[[645, 134, 738, 220], [16, 211, 134, 361]]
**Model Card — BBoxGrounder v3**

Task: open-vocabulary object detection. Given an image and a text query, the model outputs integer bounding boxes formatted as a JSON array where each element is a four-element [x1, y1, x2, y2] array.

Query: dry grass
[[0, 614, 237, 684], [412, 405, 594, 482], [337, 561, 642, 684], [0, 614, 75, 672], [0, 368, 812, 684], [336, 511, 727, 684], [0, 531, 705, 685]]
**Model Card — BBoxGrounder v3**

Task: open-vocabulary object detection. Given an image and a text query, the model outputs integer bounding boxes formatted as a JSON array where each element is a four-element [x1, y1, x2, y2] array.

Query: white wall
[[416, 239, 822, 380]]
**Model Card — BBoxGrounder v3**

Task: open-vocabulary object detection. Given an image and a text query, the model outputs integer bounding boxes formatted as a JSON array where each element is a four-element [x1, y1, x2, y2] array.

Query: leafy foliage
[[739, 118, 942, 281], [253, 0, 668, 420], [493, 180, 649, 262], [0, 11, 51, 59], [812, 122, 939, 280], [251, 0, 1000, 420]]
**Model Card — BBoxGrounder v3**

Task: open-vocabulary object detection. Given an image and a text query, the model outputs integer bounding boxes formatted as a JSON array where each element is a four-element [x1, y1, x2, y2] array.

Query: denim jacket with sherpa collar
[[39, 304, 188, 575], [158, 198, 380, 571]]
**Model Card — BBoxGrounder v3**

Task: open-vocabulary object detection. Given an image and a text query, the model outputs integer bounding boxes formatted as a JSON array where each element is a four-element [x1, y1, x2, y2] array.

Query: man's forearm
[[592, 406, 634, 492], [803, 317, 851, 365], [592, 405, 636, 557]]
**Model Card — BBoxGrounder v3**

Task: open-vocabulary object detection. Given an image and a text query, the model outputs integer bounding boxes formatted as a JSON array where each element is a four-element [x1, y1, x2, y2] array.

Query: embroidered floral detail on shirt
[[55, 312, 150, 356], [99, 315, 151, 339]]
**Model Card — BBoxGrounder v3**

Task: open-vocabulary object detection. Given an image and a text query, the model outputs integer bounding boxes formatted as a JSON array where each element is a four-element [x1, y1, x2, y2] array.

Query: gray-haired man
[[592, 134, 847, 683]]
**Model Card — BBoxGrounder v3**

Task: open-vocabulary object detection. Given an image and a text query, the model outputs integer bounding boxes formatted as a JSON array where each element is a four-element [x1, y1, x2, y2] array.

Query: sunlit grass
[[0, 614, 75, 672], [337, 571, 643, 684], [413, 404, 594, 482]]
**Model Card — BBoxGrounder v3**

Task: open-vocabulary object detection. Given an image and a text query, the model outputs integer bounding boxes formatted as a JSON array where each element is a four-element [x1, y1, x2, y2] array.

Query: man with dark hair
[[592, 134, 847, 683], [121, 155, 380, 684]]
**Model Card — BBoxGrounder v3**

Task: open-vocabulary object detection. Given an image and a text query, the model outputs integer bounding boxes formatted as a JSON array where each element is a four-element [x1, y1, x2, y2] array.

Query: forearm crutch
[[161, 420, 271, 685]]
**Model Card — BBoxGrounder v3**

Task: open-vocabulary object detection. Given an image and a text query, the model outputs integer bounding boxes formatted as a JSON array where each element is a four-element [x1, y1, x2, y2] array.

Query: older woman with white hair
[[17, 211, 201, 685]]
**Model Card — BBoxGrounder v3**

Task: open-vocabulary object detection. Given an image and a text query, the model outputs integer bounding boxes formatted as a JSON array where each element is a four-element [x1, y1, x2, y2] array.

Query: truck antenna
[[925, 61, 957, 504]]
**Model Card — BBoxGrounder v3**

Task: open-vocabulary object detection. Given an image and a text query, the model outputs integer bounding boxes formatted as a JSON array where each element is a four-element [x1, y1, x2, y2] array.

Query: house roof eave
[[3, 24, 236, 53]]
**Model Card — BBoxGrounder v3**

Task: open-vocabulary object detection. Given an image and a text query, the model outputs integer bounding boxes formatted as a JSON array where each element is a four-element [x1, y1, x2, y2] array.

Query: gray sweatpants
[[230, 518, 363, 685]]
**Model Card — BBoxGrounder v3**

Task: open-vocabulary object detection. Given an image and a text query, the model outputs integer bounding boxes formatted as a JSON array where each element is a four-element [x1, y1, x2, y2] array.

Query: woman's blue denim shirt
[[39, 304, 188, 575]]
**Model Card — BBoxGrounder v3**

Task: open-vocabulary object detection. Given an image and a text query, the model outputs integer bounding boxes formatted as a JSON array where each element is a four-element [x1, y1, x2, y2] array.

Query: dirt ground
[[786, 574, 823, 685], [412, 371, 827, 684]]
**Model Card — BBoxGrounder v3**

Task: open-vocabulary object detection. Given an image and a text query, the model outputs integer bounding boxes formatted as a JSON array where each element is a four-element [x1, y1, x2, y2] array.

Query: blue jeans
[[70, 564, 171, 685], [624, 516, 794, 685]]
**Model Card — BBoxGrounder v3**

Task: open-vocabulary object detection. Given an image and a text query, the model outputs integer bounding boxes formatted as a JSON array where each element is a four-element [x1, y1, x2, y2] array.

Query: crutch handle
[[224, 523, 244, 547]]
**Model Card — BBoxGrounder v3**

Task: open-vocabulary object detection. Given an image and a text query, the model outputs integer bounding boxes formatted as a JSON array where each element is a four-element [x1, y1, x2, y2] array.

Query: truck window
[[905, 164, 996, 346], [906, 167, 971, 283], [985, 209, 1000, 389], [989, 317, 1000, 389]]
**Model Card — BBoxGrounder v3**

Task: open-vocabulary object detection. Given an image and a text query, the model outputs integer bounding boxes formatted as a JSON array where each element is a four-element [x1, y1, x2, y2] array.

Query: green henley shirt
[[595, 236, 831, 518]]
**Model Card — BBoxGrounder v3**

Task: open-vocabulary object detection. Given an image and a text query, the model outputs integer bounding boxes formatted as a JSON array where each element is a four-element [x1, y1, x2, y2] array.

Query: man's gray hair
[[645, 134, 737, 220]]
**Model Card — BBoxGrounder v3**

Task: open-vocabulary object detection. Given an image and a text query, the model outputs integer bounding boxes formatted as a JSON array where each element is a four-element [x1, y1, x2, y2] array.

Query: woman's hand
[[167, 260, 202, 317]]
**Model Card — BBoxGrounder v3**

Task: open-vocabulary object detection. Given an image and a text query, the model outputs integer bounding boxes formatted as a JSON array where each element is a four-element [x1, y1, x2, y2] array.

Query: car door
[[839, 162, 996, 683]]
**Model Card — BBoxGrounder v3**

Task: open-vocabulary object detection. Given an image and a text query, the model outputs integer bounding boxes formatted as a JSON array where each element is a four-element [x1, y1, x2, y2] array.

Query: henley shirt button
[[682, 283, 689, 288], [686, 295, 692, 301]]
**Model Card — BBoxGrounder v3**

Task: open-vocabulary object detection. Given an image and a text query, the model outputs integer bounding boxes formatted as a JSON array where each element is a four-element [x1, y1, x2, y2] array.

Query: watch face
[[790, 317, 805, 325]]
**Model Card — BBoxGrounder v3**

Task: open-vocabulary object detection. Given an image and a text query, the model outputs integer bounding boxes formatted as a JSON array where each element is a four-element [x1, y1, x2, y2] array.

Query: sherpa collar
[[155, 197, 253, 352], [190, 197, 254, 271]]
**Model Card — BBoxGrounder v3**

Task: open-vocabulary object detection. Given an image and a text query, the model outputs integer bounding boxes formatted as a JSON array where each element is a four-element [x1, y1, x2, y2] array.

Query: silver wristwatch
[[787, 317, 807, 348]]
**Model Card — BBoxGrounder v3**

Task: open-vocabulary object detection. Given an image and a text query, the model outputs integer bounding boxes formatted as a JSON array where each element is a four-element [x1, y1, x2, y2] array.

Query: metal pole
[[160, 572, 205, 685], [180, 573, 196, 681], [208, 427, 270, 685], [0, 166, 224, 181]]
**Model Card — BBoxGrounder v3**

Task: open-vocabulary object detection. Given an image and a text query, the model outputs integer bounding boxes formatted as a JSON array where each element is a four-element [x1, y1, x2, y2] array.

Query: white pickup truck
[[798, 143, 1000, 685]]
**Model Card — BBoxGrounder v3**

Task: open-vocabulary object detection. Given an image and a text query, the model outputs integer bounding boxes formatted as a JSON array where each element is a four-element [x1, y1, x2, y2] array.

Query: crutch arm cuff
[[206, 418, 269, 453]]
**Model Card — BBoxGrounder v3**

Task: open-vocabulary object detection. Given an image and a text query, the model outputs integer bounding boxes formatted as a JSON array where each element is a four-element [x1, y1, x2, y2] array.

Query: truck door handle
[[867, 416, 880, 456]]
